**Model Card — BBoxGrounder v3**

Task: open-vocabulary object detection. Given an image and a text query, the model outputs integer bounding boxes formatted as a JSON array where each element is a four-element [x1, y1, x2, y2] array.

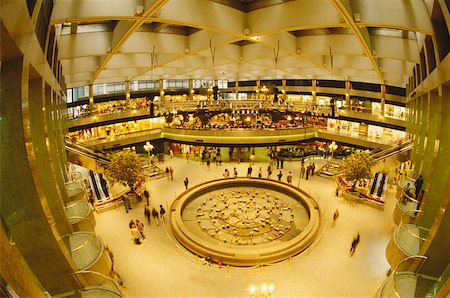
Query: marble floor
[[94, 152, 398, 297]]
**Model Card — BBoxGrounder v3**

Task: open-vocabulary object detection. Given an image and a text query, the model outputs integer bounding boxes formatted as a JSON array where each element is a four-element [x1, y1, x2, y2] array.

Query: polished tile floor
[[95, 152, 398, 297]]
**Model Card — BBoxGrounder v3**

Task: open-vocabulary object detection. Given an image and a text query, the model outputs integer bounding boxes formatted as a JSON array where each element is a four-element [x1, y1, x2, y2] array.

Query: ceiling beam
[[90, 0, 169, 84], [329, 0, 384, 84]]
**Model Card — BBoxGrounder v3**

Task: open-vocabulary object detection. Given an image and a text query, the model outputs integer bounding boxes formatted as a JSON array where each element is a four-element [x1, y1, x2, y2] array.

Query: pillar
[[0, 57, 80, 295]]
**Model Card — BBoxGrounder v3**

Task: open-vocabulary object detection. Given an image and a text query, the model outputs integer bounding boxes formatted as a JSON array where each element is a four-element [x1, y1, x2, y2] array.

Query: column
[[125, 80, 130, 106], [381, 84, 385, 116], [1, 58, 80, 295], [235, 81, 239, 100], [88, 84, 94, 113], [345, 80, 351, 107], [312, 79, 317, 104], [189, 79, 194, 100], [159, 79, 165, 103]]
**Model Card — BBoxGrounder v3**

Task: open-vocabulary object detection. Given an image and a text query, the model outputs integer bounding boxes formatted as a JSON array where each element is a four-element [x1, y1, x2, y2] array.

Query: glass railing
[[394, 213, 429, 256], [63, 232, 103, 271], [66, 200, 91, 219], [74, 271, 122, 297], [65, 171, 85, 200]]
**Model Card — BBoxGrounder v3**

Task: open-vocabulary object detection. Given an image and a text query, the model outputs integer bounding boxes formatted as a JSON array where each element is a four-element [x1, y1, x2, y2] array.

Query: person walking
[[267, 166, 272, 179], [350, 233, 360, 256], [169, 149, 173, 158], [169, 166, 174, 180], [332, 209, 339, 227], [247, 165, 253, 177], [184, 177, 189, 189], [277, 171, 283, 181], [159, 205, 166, 222], [300, 165, 305, 178], [136, 219, 145, 239], [287, 172, 293, 184], [258, 167, 262, 178], [152, 208, 160, 226], [305, 165, 310, 180], [311, 163, 316, 176], [129, 222, 142, 245], [233, 167, 238, 178], [144, 206, 151, 224], [143, 189, 150, 205]]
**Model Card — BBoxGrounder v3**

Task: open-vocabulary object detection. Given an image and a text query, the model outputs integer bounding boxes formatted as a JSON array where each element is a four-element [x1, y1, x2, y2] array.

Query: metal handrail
[[397, 221, 429, 244], [392, 255, 427, 298], [400, 189, 419, 204], [65, 197, 89, 209], [66, 171, 83, 183], [66, 216, 95, 232], [73, 270, 122, 296], [62, 232, 98, 254]]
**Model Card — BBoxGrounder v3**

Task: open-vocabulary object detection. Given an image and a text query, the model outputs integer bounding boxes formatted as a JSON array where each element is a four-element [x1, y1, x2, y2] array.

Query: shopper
[[247, 165, 253, 177], [287, 172, 293, 184], [267, 166, 272, 179], [169, 166, 174, 180], [144, 206, 151, 224], [332, 209, 339, 227], [136, 219, 145, 239], [143, 189, 150, 205], [233, 167, 238, 178], [311, 163, 316, 176], [300, 165, 305, 178], [152, 208, 160, 226], [159, 205, 166, 222], [130, 223, 142, 245], [350, 233, 360, 256], [223, 169, 230, 178], [277, 171, 283, 181], [184, 177, 189, 189]]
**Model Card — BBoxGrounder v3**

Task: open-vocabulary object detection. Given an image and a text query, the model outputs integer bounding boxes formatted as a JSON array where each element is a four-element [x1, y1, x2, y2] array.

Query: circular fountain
[[170, 178, 321, 266]]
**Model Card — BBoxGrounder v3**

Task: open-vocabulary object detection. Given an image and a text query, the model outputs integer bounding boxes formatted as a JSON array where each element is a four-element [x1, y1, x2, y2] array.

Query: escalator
[[317, 139, 412, 179], [65, 140, 164, 178], [370, 139, 412, 162], [65, 139, 110, 167]]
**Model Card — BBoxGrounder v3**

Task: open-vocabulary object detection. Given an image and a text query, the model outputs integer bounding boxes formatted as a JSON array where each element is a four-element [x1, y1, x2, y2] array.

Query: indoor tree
[[341, 151, 376, 191], [106, 149, 144, 192]]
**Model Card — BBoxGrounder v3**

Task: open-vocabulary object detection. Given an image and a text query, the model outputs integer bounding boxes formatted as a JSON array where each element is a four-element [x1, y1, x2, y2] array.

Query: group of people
[[300, 161, 316, 180], [127, 187, 167, 245], [165, 166, 174, 180]]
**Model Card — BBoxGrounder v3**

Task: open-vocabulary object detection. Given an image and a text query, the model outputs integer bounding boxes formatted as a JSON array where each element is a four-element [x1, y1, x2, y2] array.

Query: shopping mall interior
[[1, 0, 449, 297]]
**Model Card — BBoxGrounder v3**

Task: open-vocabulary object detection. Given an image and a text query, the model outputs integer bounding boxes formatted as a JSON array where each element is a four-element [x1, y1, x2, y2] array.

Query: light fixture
[[248, 283, 275, 297], [143, 141, 154, 159]]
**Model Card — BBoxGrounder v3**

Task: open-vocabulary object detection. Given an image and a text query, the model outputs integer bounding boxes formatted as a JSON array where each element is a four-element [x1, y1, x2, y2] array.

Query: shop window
[[351, 82, 381, 92], [431, 2, 450, 61], [317, 80, 345, 88], [239, 80, 256, 87], [385, 86, 406, 97], [425, 35, 437, 73], [286, 80, 312, 86]]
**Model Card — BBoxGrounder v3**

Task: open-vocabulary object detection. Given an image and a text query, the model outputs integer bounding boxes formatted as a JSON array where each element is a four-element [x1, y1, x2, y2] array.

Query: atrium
[[1, 0, 449, 297]]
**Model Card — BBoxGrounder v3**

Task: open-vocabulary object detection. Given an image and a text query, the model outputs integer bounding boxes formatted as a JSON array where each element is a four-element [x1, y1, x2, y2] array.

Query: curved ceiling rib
[[91, 0, 169, 83], [329, 0, 383, 84], [52, 0, 432, 88]]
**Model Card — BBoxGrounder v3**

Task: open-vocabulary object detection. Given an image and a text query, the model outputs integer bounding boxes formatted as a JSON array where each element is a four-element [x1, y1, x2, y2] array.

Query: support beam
[[329, 0, 384, 84], [90, 0, 169, 84]]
